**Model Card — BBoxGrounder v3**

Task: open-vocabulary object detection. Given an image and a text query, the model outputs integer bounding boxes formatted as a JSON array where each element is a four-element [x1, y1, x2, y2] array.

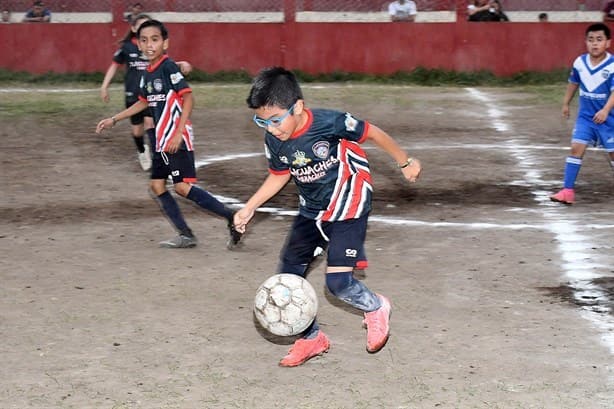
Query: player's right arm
[[562, 82, 579, 119], [95, 100, 149, 134], [100, 63, 119, 103], [234, 172, 291, 233]]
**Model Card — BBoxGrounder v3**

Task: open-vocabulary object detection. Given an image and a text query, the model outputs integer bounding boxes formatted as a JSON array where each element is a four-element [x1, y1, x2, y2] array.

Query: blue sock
[[187, 186, 232, 220], [303, 319, 320, 339], [563, 156, 582, 189], [157, 191, 192, 236], [325, 271, 381, 312]]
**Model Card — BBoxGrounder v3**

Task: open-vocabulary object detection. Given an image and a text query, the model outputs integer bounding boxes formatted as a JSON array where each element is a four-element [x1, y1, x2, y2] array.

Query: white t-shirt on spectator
[[388, 0, 417, 19]]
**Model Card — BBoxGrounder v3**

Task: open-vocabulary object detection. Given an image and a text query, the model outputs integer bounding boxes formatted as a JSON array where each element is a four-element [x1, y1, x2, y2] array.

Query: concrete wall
[[0, 21, 592, 76]]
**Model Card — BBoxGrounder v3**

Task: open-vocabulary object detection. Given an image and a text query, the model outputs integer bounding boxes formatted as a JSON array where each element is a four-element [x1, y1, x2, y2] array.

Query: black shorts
[[150, 149, 197, 184], [125, 98, 145, 126], [279, 214, 368, 273]]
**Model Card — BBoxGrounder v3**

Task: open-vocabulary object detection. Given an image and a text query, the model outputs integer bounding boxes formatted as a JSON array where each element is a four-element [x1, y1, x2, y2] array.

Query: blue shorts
[[150, 150, 196, 184], [279, 214, 369, 275], [572, 117, 614, 152]]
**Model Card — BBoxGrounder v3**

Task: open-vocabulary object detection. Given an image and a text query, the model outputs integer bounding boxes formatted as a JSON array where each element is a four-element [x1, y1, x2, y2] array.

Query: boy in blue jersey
[[234, 67, 422, 366], [551, 23, 614, 205], [96, 20, 242, 249]]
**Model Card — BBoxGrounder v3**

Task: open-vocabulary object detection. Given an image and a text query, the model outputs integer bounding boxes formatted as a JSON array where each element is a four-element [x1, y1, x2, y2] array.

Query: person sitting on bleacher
[[22, 1, 50, 23]]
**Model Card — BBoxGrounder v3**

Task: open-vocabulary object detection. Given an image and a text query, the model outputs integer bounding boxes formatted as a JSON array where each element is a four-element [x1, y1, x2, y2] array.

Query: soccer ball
[[254, 274, 318, 337]]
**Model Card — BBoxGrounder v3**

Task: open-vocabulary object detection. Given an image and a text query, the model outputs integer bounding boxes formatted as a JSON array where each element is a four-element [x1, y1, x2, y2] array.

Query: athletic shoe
[[159, 234, 198, 248], [226, 213, 243, 250], [550, 188, 575, 205], [363, 294, 391, 353], [279, 331, 330, 367], [138, 144, 152, 171]]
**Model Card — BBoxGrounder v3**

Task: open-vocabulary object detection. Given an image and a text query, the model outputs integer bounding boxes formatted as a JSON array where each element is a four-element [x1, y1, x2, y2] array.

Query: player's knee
[[325, 271, 352, 296]]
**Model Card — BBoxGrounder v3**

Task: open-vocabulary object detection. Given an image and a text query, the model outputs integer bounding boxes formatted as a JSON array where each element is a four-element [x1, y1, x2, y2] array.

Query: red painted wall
[[0, 22, 589, 76]]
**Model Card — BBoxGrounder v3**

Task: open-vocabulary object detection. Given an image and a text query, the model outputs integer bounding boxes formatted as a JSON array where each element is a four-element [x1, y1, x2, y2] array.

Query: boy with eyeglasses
[[234, 66, 422, 366], [96, 20, 242, 249]]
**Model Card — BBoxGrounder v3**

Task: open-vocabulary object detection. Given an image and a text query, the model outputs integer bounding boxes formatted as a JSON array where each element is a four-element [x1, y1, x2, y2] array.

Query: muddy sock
[[302, 319, 320, 339], [325, 271, 381, 312], [186, 186, 232, 220]]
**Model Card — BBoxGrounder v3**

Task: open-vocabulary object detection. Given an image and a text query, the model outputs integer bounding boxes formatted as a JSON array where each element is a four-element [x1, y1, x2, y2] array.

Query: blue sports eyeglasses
[[252, 103, 296, 129]]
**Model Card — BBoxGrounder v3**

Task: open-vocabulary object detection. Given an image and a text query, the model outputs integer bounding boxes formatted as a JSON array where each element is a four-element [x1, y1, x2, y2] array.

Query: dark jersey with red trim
[[112, 38, 149, 99], [138, 55, 194, 153], [264, 108, 372, 221]]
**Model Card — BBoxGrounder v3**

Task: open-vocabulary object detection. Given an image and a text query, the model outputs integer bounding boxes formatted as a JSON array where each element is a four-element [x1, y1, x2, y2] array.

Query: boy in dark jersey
[[234, 67, 422, 366], [96, 20, 241, 250]]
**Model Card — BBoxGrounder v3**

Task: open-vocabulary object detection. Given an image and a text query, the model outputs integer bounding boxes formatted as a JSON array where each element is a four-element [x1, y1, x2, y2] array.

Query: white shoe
[[138, 144, 152, 171]]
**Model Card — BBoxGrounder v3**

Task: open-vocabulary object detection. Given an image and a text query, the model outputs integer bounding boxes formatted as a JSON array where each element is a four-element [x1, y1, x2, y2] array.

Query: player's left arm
[[167, 91, 193, 154], [365, 124, 421, 183], [593, 90, 614, 124]]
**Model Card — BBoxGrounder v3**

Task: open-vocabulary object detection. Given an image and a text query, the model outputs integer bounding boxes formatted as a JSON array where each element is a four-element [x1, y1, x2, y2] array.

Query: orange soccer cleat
[[550, 188, 575, 205], [363, 294, 391, 353], [279, 331, 330, 367]]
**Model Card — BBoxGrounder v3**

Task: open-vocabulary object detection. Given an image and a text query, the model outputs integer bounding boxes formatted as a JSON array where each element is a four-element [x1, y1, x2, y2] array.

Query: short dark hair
[[33, 1, 44, 6], [586, 22, 611, 39], [246, 67, 303, 109], [137, 19, 168, 40]]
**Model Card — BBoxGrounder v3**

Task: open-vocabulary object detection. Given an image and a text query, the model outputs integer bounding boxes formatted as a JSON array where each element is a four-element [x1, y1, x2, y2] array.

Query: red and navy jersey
[[138, 55, 194, 153], [111, 38, 149, 99], [265, 108, 373, 222]]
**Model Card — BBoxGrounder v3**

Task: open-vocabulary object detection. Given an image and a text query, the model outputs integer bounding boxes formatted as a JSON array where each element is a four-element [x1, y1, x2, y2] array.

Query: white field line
[[465, 87, 614, 354]]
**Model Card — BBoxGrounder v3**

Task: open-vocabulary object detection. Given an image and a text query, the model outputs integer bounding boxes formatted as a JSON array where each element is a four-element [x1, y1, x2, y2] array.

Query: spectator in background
[[23, 1, 51, 22], [124, 2, 144, 24], [468, 0, 508, 22], [1, 9, 10, 23], [539, 12, 548, 22], [388, 0, 417, 22], [603, 1, 614, 22]]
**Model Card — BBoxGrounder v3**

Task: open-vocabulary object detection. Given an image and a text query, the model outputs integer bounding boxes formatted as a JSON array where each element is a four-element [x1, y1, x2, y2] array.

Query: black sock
[[133, 135, 145, 153], [156, 191, 193, 237], [186, 186, 233, 220]]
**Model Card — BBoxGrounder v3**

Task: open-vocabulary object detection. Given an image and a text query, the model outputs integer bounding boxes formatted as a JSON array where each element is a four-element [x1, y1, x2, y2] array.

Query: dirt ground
[[2, 84, 614, 409]]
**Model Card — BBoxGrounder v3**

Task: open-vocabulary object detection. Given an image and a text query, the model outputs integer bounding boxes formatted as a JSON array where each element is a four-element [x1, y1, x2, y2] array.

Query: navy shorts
[[125, 98, 145, 126], [279, 214, 368, 275], [150, 149, 197, 184]]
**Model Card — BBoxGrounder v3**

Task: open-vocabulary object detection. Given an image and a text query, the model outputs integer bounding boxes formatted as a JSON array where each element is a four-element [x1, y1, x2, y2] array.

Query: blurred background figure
[[124, 2, 143, 24], [603, 1, 614, 22], [1, 9, 10, 23], [22, 1, 51, 23], [468, 0, 508, 22], [538, 12, 548, 22], [388, 0, 417, 22]]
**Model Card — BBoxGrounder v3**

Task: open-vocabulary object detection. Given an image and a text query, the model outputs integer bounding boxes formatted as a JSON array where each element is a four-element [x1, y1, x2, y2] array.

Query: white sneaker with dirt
[[138, 144, 152, 171]]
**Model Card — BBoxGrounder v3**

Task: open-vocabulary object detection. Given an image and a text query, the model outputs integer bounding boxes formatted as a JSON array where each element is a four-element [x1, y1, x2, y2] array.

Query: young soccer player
[[100, 14, 192, 172], [551, 23, 614, 205], [234, 67, 422, 367], [96, 20, 242, 249]]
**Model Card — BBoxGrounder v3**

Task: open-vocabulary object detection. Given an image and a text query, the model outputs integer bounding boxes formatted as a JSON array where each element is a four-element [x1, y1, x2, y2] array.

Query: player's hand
[[100, 88, 110, 103], [166, 131, 183, 153], [178, 61, 193, 76], [96, 118, 113, 134], [401, 158, 421, 183], [593, 109, 608, 124], [234, 207, 255, 233], [562, 104, 570, 119]]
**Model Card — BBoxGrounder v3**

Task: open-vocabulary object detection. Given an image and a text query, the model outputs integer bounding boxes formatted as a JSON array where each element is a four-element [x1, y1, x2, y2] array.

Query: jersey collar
[[290, 107, 313, 139], [147, 54, 169, 72]]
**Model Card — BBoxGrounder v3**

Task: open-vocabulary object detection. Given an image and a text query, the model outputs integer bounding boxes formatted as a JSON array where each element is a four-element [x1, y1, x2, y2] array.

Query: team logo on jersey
[[153, 79, 163, 92], [344, 113, 358, 132], [280, 155, 289, 164], [146, 81, 153, 94], [170, 72, 184, 85], [603, 69, 611, 79], [292, 150, 312, 167], [312, 141, 330, 159]]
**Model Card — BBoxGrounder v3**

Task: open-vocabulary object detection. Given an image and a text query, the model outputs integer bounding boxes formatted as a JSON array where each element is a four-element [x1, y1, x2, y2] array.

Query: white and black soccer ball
[[253, 273, 318, 337]]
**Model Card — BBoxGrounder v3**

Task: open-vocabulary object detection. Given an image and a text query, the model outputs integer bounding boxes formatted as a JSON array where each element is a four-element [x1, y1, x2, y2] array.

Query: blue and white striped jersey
[[569, 52, 614, 127]]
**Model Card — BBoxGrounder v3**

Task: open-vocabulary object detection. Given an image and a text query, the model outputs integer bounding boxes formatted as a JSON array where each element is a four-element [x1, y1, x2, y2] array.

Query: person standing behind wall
[[603, 1, 614, 22], [388, 0, 417, 22], [22, 1, 50, 23]]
